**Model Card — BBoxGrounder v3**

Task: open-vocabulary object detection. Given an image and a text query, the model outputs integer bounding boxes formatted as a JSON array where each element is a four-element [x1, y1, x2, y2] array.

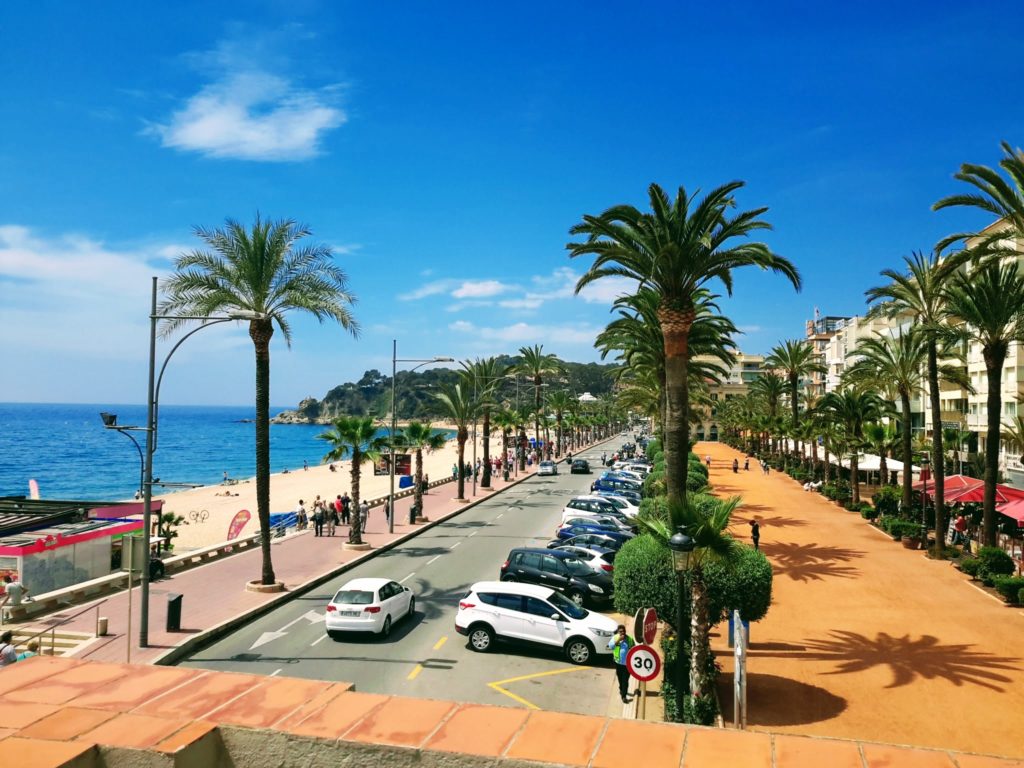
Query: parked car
[[559, 511, 633, 533], [591, 493, 640, 517], [551, 544, 616, 574], [597, 488, 642, 505], [325, 577, 415, 639], [554, 522, 634, 546], [591, 477, 642, 495], [549, 532, 626, 551], [538, 460, 558, 476], [570, 458, 591, 474], [455, 580, 618, 664], [500, 547, 614, 606], [563, 496, 626, 519]]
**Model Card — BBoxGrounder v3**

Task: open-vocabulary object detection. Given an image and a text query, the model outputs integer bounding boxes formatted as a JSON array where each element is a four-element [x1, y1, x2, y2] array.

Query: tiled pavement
[[1, 656, 1021, 768], [40, 465, 538, 665]]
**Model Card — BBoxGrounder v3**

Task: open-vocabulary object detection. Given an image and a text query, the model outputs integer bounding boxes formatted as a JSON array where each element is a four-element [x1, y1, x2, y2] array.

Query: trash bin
[[166, 593, 183, 632]]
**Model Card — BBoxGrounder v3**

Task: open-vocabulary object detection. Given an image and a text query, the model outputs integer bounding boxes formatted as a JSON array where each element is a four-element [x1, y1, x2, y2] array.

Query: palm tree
[[862, 421, 899, 487], [819, 388, 886, 505], [946, 423, 973, 476], [398, 421, 447, 518], [570, 182, 800, 505], [517, 345, 563, 459], [460, 357, 509, 488], [435, 382, 477, 500], [943, 261, 1024, 545], [318, 416, 388, 546], [750, 372, 787, 455], [764, 339, 825, 442], [867, 250, 968, 551], [491, 409, 518, 475], [160, 215, 358, 585], [546, 390, 575, 458]]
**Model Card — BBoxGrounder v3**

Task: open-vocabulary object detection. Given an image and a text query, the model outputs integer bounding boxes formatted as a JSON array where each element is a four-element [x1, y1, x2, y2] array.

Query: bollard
[[97, 616, 109, 636], [166, 593, 183, 632]]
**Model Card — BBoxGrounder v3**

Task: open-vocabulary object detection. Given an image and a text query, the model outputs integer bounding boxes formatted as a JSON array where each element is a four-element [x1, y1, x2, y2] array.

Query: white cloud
[[398, 280, 455, 301], [498, 297, 544, 310], [451, 280, 511, 299], [448, 320, 601, 345], [739, 324, 762, 333], [577, 275, 638, 304], [150, 40, 346, 162]]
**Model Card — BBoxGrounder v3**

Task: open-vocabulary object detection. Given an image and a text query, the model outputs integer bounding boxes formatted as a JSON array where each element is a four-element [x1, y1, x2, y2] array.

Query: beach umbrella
[[945, 482, 1024, 506], [995, 498, 1024, 529]]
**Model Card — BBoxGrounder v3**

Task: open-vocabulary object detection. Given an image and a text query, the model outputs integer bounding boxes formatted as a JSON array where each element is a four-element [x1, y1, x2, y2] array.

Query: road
[[176, 440, 625, 715]]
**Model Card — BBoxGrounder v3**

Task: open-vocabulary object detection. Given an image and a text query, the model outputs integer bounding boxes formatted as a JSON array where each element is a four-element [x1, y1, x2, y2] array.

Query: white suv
[[455, 580, 618, 665]]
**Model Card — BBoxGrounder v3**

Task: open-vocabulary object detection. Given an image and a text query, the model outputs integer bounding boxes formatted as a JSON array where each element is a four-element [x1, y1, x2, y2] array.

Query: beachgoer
[[0, 631, 16, 666], [312, 503, 324, 537], [223, 470, 228, 483], [607, 625, 635, 703], [749, 520, 760, 550], [1, 574, 29, 621], [17, 640, 38, 661], [294, 500, 307, 530], [329, 463, 336, 472]]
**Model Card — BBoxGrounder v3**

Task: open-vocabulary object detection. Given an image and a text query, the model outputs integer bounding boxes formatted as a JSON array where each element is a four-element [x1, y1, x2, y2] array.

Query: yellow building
[[693, 353, 764, 441]]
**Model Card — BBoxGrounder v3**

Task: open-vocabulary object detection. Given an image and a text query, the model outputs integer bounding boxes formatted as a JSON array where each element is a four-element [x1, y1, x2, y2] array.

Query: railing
[[21, 599, 107, 655]]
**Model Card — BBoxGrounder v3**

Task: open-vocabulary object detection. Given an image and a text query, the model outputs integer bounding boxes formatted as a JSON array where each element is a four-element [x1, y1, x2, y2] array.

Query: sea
[[0, 402, 428, 502]]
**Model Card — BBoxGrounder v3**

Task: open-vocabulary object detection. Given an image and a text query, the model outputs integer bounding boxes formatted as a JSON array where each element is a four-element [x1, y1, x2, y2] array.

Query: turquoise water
[[0, 403, 414, 501]]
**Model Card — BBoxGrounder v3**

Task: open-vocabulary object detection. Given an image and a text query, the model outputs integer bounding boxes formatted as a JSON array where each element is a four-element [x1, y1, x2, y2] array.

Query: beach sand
[[153, 428, 523, 551]]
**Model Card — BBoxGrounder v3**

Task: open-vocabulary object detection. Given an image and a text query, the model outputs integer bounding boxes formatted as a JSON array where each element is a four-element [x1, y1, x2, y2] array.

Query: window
[[333, 590, 373, 605], [525, 597, 558, 618], [541, 555, 567, 574], [493, 594, 524, 612], [519, 552, 542, 569]]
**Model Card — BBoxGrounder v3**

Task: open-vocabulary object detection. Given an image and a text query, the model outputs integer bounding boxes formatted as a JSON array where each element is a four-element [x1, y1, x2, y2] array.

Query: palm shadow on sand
[[758, 541, 865, 582], [717, 673, 847, 726]]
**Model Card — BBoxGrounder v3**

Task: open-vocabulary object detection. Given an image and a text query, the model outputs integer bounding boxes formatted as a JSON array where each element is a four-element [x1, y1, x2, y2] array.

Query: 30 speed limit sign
[[625, 643, 661, 682]]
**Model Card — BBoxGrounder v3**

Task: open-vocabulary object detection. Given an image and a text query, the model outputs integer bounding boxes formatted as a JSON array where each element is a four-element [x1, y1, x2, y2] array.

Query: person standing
[[607, 624, 635, 703], [705, 455, 712, 470], [326, 501, 337, 537], [359, 500, 369, 531], [744, 457, 750, 471], [749, 520, 760, 550], [732, 458, 739, 473], [341, 493, 352, 525], [312, 503, 324, 537], [0, 574, 28, 623], [333, 495, 343, 534], [0, 630, 16, 666], [383, 499, 391, 527], [294, 499, 307, 530]]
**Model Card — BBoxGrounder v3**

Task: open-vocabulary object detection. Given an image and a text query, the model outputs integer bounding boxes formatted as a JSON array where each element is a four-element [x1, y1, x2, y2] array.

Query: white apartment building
[[693, 353, 764, 441]]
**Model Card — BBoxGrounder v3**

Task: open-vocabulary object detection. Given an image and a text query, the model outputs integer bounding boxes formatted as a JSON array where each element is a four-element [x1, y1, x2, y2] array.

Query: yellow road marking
[[407, 664, 424, 681], [433, 636, 448, 651], [486, 666, 588, 710]]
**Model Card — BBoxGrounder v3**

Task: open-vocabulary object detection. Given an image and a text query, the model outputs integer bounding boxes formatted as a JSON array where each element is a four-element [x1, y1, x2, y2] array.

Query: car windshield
[[549, 590, 588, 619], [563, 557, 593, 576], [604, 498, 625, 509], [333, 589, 374, 605]]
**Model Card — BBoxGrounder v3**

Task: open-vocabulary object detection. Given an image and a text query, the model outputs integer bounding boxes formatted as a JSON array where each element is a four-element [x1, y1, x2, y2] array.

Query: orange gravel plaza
[[697, 441, 1024, 758]]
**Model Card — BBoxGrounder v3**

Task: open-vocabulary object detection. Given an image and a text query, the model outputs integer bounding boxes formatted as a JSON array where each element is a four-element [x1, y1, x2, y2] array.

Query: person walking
[[744, 457, 750, 471], [749, 519, 760, 550], [312, 503, 324, 537], [326, 501, 337, 537], [607, 624, 635, 703], [340, 493, 351, 525], [705, 455, 712, 470], [359, 500, 369, 531], [383, 499, 391, 527], [732, 458, 739, 473], [294, 499, 307, 530]]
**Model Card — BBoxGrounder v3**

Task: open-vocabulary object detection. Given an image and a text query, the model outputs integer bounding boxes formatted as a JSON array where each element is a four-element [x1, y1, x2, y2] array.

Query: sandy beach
[[152, 427, 525, 551]]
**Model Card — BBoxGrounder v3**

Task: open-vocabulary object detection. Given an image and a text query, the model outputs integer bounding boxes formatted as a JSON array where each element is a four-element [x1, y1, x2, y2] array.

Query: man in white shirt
[[1, 575, 28, 623]]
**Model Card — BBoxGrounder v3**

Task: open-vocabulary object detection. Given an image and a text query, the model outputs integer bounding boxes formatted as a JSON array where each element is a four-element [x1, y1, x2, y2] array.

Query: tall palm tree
[[491, 408, 518, 474], [318, 416, 387, 546], [161, 215, 358, 585], [435, 383, 477, 500], [460, 357, 509, 488], [570, 182, 800, 506], [546, 390, 575, 458], [943, 261, 1024, 546], [862, 421, 899, 487], [946, 423, 974, 476], [867, 250, 968, 551], [398, 421, 447, 518], [764, 339, 826, 442], [750, 372, 787, 455], [517, 345, 563, 459], [819, 388, 886, 505]]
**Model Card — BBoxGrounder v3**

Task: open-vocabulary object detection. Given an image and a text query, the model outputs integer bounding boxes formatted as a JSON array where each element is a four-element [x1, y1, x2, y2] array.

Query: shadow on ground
[[717, 673, 847, 727], [758, 541, 865, 582]]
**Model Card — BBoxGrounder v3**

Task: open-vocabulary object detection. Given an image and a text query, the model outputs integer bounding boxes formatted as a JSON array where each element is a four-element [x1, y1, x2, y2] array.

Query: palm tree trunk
[[823, 434, 833, 482], [349, 450, 363, 545], [900, 390, 913, 512], [790, 374, 800, 434], [481, 411, 492, 488], [414, 447, 424, 514], [660, 306, 693, 507], [879, 452, 888, 490], [927, 340, 946, 550], [456, 430, 467, 499], [251, 327, 276, 585], [852, 453, 861, 505], [518, 427, 527, 471], [534, 378, 541, 458], [983, 351, 1005, 546], [556, 415, 563, 458], [689, 567, 710, 703]]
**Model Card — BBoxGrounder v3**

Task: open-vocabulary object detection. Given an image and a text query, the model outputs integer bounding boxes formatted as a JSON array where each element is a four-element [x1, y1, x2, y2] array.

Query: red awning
[[946, 483, 1024, 505], [996, 499, 1024, 528]]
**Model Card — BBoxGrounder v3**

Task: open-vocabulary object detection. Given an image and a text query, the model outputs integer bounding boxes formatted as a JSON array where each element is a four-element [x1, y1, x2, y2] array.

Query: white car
[[593, 493, 640, 517], [563, 496, 626, 519], [455, 580, 618, 664], [551, 544, 616, 574], [325, 577, 415, 639], [537, 460, 558, 476]]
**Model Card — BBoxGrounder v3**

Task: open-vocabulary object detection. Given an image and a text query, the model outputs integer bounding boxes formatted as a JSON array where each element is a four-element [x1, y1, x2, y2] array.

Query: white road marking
[[496, 513, 504, 519], [400, 572, 416, 583], [426, 555, 442, 565], [451, 541, 461, 549], [311, 634, 328, 646], [270, 668, 283, 676], [468, 531, 477, 537]]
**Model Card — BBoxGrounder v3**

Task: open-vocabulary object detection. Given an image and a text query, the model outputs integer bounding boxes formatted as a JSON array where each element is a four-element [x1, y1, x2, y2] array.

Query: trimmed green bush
[[703, 546, 773, 624], [959, 557, 981, 578], [871, 486, 901, 517], [612, 534, 678, 620], [686, 471, 709, 493], [976, 546, 1015, 578], [1019, 587, 1024, 606], [887, 520, 922, 539], [992, 576, 1024, 604], [638, 495, 669, 521]]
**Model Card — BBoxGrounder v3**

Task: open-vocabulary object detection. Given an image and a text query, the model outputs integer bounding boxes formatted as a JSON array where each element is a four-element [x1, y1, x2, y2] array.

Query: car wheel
[[567, 590, 586, 608], [327, 630, 341, 641], [468, 624, 494, 652], [407, 596, 415, 618], [565, 638, 594, 665], [379, 615, 392, 638], [501, 575, 518, 582]]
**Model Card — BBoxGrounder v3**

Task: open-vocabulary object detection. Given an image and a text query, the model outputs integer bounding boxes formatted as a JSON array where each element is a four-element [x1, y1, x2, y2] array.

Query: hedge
[[992, 576, 1024, 604]]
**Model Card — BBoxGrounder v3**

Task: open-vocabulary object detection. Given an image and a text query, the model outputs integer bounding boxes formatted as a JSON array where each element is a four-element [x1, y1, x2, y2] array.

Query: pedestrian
[[294, 499, 307, 530], [383, 499, 391, 526], [359, 500, 369, 531], [749, 520, 760, 550], [303, 459, 309, 471], [765, 462, 770, 476], [732, 458, 739, 473], [744, 457, 749, 471], [223, 470, 229, 483], [341, 493, 351, 525], [1, 574, 29, 622], [452, 463, 458, 479], [705, 455, 711, 470], [423, 473, 430, 493], [327, 499, 338, 537], [17, 640, 38, 661], [607, 624, 635, 703], [0, 630, 16, 666], [312, 503, 324, 537]]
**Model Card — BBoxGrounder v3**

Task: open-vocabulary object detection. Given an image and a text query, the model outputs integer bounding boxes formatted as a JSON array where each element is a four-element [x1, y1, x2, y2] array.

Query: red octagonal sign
[[642, 607, 658, 644]]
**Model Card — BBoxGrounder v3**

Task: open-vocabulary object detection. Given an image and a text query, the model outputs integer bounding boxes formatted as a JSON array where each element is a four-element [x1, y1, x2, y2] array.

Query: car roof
[[469, 580, 554, 599], [338, 577, 391, 591], [513, 546, 577, 559]]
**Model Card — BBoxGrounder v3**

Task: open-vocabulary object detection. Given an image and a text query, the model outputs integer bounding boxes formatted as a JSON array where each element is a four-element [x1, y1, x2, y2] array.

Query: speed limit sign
[[625, 643, 661, 682]]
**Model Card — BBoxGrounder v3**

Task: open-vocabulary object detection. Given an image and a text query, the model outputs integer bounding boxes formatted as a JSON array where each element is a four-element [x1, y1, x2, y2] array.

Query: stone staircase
[[5, 627, 96, 657]]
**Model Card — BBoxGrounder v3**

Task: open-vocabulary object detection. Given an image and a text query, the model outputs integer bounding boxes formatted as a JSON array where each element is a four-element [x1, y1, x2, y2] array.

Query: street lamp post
[[116, 277, 262, 648], [389, 341, 453, 534], [100, 412, 145, 498], [668, 526, 695, 721]]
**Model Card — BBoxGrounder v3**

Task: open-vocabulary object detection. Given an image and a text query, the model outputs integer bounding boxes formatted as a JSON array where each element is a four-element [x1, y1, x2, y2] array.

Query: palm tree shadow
[[758, 541, 865, 582], [754, 630, 1020, 691], [717, 673, 847, 726], [748, 515, 809, 528]]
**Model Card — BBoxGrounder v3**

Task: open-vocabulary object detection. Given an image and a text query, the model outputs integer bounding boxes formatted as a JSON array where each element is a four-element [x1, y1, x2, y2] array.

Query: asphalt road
[[176, 439, 627, 715]]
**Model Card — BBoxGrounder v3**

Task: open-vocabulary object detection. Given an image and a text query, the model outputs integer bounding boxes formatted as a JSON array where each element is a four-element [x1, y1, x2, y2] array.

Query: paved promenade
[[698, 442, 1024, 759], [31, 465, 538, 666]]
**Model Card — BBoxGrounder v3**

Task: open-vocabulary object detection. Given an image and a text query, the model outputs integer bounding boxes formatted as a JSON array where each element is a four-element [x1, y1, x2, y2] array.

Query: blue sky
[[1, 2, 1022, 407]]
